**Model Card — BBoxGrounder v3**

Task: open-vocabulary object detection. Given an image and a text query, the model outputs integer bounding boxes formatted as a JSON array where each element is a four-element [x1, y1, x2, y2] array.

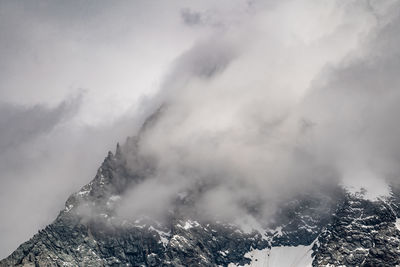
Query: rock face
[[313, 193, 400, 266], [2, 137, 400, 266]]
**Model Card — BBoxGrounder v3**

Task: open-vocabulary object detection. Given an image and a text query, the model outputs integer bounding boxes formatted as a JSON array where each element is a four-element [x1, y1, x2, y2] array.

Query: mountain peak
[[2, 136, 400, 266]]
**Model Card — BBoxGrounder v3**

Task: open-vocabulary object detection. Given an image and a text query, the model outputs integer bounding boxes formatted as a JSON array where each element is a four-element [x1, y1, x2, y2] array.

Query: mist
[[2, 0, 400, 259], [117, 0, 400, 225], [0, 0, 216, 258]]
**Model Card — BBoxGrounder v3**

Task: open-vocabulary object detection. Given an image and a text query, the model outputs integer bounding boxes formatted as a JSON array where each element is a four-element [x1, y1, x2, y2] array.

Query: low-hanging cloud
[[0, 0, 255, 258], [117, 0, 400, 224], [0, 95, 81, 151], [3, 0, 400, 259]]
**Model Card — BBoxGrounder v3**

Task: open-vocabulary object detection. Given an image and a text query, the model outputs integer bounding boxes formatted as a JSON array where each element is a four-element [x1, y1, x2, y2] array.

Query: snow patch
[[228, 242, 315, 267], [77, 190, 90, 197], [272, 226, 283, 237], [170, 235, 190, 249], [219, 250, 229, 256], [179, 220, 200, 230], [395, 218, 400, 231], [149, 226, 170, 247], [65, 204, 74, 212]]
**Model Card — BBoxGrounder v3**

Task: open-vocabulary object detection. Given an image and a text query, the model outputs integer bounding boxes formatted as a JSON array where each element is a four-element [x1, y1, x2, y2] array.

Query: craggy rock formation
[[2, 131, 400, 266]]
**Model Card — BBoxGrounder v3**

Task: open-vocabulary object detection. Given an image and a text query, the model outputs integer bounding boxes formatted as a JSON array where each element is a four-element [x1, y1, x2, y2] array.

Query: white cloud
[[2, 0, 400, 259]]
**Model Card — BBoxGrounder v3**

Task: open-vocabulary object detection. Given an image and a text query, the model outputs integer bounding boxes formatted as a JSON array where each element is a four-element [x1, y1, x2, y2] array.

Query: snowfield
[[228, 243, 314, 267]]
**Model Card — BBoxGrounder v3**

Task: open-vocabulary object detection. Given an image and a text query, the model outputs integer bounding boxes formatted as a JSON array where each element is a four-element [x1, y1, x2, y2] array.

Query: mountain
[[2, 120, 400, 267]]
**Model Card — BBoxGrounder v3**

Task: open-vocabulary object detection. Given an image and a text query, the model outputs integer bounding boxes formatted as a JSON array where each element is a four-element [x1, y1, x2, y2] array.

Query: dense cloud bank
[[117, 1, 400, 223], [1, 0, 400, 258]]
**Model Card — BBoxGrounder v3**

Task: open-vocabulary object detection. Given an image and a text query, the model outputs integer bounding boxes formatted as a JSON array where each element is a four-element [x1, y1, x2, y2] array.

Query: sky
[[1, 0, 400, 259], [0, 0, 206, 257]]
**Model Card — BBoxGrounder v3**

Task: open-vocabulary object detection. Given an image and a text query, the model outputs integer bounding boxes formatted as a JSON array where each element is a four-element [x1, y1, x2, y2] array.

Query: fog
[[0, 0, 213, 258], [1, 0, 400, 259], [117, 0, 400, 224]]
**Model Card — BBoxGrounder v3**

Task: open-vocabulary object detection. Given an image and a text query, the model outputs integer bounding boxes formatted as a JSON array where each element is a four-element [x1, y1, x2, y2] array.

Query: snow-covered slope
[[228, 242, 314, 267]]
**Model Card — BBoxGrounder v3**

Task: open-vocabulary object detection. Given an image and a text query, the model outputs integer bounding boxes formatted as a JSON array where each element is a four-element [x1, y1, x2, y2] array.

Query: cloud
[[0, 95, 81, 151], [2, 0, 400, 259], [0, 96, 79, 256], [0, 93, 144, 258], [298, 5, 400, 192], [0, 0, 214, 257], [116, 0, 400, 225], [181, 8, 203, 26]]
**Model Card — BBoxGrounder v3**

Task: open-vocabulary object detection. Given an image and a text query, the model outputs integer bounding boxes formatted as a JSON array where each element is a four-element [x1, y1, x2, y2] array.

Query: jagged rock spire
[[115, 142, 122, 158]]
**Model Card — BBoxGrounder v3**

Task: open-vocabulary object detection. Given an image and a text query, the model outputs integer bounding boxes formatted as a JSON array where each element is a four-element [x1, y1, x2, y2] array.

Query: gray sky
[[0, 0, 255, 258], [1, 0, 400, 259]]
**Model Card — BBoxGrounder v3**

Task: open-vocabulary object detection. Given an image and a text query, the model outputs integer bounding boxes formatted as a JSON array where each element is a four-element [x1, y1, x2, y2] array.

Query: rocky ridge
[[2, 138, 400, 266]]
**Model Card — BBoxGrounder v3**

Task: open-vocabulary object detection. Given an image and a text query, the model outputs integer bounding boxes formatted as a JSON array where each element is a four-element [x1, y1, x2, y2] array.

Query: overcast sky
[[1, 0, 400, 259], [0, 0, 207, 258]]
